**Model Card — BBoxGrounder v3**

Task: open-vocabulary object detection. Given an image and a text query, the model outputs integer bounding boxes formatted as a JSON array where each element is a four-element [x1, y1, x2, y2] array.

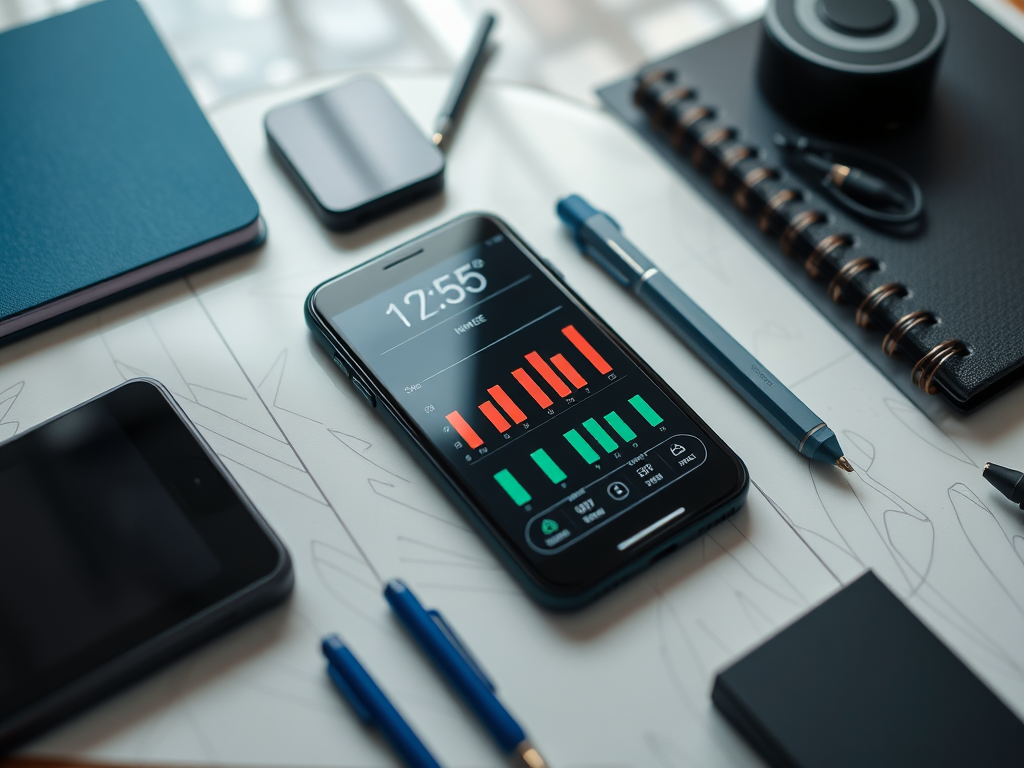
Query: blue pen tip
[[555, 194, 597, 234], [322, 634, 344, 656]]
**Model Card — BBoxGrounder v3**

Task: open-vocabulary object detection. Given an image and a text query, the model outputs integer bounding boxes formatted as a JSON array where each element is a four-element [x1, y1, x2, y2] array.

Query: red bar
[[488, 385, 527, 424], [446, 411, 483, 449], [550, 354, 587, 389], [562, 325, 612, 374], [478, 401, 511, 433], [526, 352, 571, 397], [512, 368, 553, 408]]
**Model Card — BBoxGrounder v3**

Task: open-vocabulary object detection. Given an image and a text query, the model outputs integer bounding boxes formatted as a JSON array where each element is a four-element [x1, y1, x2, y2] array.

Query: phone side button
[[540, 258, 565, 281], [332, 355, 350, 376], [350, 376, 376, 408]]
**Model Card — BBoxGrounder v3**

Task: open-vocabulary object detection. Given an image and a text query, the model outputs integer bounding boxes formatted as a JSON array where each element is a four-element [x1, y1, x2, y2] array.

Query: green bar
[[604, 411, 636, 442], [564, 429, 600, 464], [494, 469, 531, 506], [582, 418, 618, 453], [628, 394, 664, 426], [531, 449, 567, 484]]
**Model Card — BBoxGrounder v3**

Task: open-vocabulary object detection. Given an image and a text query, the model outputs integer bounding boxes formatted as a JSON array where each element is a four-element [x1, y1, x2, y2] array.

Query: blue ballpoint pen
[[384, 580, 548, 768], [322, 635, 443, 768], [556, 194, 853, 473]]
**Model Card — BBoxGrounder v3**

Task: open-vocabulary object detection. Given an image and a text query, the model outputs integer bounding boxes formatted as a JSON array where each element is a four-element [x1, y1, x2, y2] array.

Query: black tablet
[[0, 379, 293, 754]]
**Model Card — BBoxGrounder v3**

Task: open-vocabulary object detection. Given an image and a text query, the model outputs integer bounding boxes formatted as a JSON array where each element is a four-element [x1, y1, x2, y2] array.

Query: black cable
[[774, 134, 924, 227]]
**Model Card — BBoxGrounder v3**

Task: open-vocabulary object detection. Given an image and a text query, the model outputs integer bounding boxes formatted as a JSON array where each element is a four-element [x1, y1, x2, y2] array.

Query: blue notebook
[[0, 0, 263, 341]]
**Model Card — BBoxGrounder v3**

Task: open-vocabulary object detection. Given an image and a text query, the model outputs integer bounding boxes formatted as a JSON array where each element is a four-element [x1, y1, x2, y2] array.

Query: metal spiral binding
[[692, 127, 733, 169], [758, 189, 800, 233], [805, 233, 851, 279], [635, 69, 697, 132], [882, 310, 936, 356], [713, 145, 754, 189], [656, 84, 695, 115], [779, 210, 826, 257], [633, 68, 969, 397], [634, 69, 675, 119], [636, 68, 671, 97], [734, 167, 777, 211], [670, 106, 712, 148], [855, 283, 907, 328], [654, 86, 695, 130], [911, 340, 968, 394], [828, 257, 877, 302]]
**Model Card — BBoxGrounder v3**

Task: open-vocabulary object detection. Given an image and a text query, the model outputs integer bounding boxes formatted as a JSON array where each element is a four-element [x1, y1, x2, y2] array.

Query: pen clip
[[326, 662, 375, 725], [428, 609, 496, 693]]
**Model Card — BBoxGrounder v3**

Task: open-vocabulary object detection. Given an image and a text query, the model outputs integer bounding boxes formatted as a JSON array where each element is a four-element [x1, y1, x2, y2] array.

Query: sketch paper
[[3, 75, 1021, 767]]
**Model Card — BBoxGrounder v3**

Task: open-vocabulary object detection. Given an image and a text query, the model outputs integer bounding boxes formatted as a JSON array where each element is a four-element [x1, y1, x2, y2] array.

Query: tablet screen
[[0, 381, 281, 723]]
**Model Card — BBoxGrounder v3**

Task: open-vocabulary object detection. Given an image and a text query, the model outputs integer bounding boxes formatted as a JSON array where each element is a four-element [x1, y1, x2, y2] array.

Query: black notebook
[[712, 572, 1024, 768], [599, 0, 1024, 413]]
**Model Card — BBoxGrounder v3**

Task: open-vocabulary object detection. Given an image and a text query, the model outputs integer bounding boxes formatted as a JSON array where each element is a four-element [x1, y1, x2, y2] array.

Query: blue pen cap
[[323, 635, 374, 724], [555, 194, 598, 252], [555, 194, 598, 233], [385, 579, 527, 754], [556, 194, 621, 254]]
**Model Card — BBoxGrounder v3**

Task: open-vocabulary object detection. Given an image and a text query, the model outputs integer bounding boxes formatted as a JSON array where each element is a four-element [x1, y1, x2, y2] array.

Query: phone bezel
[[307, 213, 748, 606]]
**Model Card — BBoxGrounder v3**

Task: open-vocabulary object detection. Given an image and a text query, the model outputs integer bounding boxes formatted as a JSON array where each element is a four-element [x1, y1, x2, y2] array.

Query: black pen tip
[[983, 462, 1024, 506]]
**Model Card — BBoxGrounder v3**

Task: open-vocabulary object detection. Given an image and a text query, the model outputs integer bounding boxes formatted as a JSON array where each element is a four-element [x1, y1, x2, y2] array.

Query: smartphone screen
[[313, 215, 746, 596]]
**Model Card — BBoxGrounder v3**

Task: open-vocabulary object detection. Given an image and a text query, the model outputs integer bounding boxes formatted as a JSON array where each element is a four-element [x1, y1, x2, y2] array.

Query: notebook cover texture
[[598, 0, 1024, 413], [712, 571, 1024, 768], [0, 0, 260, 338]]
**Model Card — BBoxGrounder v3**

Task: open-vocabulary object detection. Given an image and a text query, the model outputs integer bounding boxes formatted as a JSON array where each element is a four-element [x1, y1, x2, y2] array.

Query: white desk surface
[[6, 72, 1024, 768]]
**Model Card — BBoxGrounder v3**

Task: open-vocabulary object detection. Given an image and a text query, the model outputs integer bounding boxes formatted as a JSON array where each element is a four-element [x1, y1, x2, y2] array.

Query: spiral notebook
[[598, 0, 1024, 413]]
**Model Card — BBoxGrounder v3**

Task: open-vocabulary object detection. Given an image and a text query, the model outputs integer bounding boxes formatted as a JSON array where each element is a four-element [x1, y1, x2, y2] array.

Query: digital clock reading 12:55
[[385, 259, 488, 328]]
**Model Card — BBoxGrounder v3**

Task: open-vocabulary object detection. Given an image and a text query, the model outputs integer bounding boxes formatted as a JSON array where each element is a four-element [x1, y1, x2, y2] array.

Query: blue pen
[[322, 635, 443, 768], [556, 194, 853, 473], [384, 580, 548, 768]]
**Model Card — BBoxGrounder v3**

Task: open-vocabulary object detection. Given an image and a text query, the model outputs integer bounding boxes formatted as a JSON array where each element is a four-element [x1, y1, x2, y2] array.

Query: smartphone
[[0, 379, 293, 754], [305, 214, 748, 608]]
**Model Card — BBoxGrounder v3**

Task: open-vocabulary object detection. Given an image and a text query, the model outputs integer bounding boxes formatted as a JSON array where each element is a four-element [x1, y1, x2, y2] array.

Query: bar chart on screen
[[443, 324, 618, 451], [490, 393, 665, 508]]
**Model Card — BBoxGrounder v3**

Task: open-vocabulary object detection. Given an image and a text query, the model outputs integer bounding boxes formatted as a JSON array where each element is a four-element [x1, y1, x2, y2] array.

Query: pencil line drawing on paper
[[950, 483, 1024, 617], [792, 426, 1024, 681], [884, 398, 977, 467], [398, 536, 500, 571], [328, 428, 410, 482], [369, 478, 470, 530], [751, 479, 847, 584], [258, 349, 324, 425]]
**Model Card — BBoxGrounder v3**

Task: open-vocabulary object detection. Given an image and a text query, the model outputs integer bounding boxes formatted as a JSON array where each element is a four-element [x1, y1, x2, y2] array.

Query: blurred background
[[0, 0, 1021, 109], [0, 0, 766, 107]]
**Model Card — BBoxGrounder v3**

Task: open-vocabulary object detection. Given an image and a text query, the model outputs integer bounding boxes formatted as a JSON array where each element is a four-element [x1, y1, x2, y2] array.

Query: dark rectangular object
[[304, 213, 749, 608], [0, 0, 264, 342], [265, 76, 445, 231], [598, 0, 1024, 412], [0, 380, 293, 755], [712, 572, 1024, 768]]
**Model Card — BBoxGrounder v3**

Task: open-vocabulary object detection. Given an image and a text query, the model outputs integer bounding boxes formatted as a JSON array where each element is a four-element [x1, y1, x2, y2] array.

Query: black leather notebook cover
[[598, 0, 1024, 413], [712, 572, 1024, 768]]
